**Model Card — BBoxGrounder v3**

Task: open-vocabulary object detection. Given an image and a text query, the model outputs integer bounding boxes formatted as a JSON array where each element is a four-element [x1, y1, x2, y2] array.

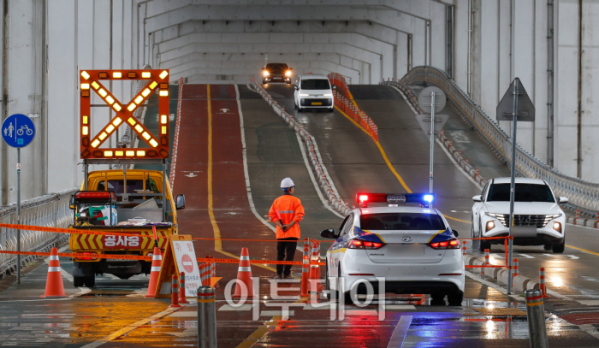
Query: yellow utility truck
[[68, 169, 185, 287]]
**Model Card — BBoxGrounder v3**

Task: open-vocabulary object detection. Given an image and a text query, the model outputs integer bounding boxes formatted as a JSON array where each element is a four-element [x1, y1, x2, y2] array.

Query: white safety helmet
[[280, 177, 295, 189]]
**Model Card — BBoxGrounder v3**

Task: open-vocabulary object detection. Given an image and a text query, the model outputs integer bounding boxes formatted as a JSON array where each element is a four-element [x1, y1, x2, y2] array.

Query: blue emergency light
[[355, 193, 435, 206]]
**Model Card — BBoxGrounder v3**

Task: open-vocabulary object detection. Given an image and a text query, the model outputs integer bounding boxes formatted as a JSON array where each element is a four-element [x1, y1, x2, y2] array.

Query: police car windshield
[[360, 213, 445, 231], [487, 183, 555, 202]]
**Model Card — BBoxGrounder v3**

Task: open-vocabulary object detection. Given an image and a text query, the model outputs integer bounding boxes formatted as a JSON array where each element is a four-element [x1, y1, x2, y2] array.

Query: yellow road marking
[[206, 85, 277, 273], [444, 215, 472, 224], [335, 106, 411, 193], [336, 101, 472, 223], [236, 316, 282, 348], [566, 244, 599, 257]]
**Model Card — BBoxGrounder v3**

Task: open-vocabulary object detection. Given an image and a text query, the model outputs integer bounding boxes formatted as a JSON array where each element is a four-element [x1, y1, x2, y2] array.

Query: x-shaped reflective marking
[[85, 78, 161, 149]]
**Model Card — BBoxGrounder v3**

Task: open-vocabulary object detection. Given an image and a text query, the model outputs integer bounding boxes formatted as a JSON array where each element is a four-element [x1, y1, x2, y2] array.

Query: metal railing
[[385, 66, 599, 214], [0, 188, 77, 277]]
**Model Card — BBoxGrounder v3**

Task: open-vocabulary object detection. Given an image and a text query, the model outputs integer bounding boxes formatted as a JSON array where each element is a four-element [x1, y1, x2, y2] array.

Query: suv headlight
[[323, 93, 333, 97], [263, 71, 270, 77], [485, 212, 507, 226], [543, 213, 562, 227], [300, 93, 309, 97], [285, 70, 292, 76]]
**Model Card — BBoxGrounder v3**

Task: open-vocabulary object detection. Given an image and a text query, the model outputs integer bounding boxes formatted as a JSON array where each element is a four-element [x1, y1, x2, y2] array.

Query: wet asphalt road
[[1, 82, 599, 346]]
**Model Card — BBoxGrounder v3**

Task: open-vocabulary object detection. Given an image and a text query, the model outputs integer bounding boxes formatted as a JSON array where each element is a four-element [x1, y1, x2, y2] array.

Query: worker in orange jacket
[[268, 177, 305, 279]]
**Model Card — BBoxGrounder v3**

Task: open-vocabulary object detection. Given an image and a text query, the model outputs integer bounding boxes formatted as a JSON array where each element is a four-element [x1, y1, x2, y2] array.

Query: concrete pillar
[[47, 0, 79, 194]]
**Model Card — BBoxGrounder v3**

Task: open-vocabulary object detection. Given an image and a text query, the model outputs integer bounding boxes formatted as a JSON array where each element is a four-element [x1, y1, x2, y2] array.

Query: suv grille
[[503, 214, 548, 228]]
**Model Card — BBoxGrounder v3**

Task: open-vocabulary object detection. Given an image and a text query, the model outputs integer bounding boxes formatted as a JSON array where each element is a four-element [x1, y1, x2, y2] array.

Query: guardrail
[[385, 66, 599, 215], [0, 188, 77, 277]]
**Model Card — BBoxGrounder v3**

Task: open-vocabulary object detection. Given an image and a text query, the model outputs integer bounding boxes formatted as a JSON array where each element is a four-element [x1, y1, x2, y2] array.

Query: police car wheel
[[447, 291, 464, 306], [430, 293, 446, 306]]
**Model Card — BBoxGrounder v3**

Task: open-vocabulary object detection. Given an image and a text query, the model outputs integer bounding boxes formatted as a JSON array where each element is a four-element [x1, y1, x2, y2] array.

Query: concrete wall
[[459, 0, 599, 182]]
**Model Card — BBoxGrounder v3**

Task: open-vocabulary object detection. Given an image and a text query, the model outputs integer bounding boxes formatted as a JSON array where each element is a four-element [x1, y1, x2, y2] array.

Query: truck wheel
[[479, 240, 490, 253], [83, 276, 95, 288], [543, 244, 552, 251], [73, 276, 84, 288]]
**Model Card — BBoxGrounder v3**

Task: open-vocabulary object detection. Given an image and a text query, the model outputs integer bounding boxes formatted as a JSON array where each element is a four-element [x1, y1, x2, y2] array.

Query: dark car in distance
[[262, 63, 292, 84]]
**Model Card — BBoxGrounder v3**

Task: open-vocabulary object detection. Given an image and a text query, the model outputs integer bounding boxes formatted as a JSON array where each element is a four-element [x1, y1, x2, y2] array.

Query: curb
[[464, 254, 539, 295]]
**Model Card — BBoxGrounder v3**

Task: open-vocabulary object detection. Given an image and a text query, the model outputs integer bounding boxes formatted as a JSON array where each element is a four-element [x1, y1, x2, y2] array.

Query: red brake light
[[429, 239, 460, 250], [348, 239, 385, 249], [359, 195, 369, 203]]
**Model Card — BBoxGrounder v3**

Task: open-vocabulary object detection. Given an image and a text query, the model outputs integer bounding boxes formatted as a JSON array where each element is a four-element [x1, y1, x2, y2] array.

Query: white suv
[[471, 178, 568, 253], [293, 75, 334, 112]]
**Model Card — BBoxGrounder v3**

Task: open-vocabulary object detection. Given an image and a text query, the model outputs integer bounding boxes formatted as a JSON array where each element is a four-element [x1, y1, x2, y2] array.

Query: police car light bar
[[355, 193, 435, 206]]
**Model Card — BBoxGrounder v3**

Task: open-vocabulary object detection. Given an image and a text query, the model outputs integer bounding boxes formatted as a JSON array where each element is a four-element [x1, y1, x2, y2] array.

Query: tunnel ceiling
[[144, 0, 451, 83]]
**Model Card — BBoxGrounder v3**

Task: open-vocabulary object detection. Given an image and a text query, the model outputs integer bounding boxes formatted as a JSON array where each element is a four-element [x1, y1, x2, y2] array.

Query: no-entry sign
[[173, 239, 201, 296]]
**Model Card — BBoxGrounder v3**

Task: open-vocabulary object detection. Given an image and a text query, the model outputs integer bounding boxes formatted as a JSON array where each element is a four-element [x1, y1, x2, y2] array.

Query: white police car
[[320, 193, 465, 306]]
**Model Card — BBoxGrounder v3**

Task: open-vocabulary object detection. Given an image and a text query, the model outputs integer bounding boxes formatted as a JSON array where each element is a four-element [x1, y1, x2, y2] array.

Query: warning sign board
[[154, 234, 200, 298], [79, 69, 170, 159]]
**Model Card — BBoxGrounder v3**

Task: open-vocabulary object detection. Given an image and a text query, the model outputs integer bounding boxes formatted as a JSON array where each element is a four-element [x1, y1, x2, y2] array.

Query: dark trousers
[[276, 238, 298, 276]]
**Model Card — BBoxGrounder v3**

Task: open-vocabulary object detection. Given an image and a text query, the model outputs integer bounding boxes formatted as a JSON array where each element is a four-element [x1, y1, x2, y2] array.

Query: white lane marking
[[80, 306, 182, 348], [296, 132, 345, 219], [235, 85, 276, 234], [168, 311, 197, 317], [547, 289, 568, 299], [219, 304, 253, 311], [518, 254, 535, 259], [387, 315, 413, 348], [70, 287, 91, 298], [577, 300, 599, 306], [260, 310, 295, 317], [385, 305, 416, 310], [568, 255, 580, 260], [464, 271, 524, 301], [578, 324, 599, 340], [543, 254, 554, 257]]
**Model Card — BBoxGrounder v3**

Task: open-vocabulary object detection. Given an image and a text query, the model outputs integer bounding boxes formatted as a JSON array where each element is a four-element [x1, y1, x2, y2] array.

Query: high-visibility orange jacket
[[268, 194, 305, 240]]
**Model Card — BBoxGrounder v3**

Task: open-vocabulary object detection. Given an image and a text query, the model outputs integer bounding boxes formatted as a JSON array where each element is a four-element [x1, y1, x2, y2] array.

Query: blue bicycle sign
[[2, 114, 35, 148]]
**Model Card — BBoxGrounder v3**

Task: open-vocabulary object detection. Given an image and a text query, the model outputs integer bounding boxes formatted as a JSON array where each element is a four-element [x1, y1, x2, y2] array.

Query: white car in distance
[[471, 178, 568, 253], [294, 75, 335, 112]]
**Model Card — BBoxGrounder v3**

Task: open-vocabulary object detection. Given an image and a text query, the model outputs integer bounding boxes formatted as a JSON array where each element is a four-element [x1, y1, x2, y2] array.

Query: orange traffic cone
[[232, 248, 255, 298], [145, 247, 162, 298], [41, 247, 66, 298]]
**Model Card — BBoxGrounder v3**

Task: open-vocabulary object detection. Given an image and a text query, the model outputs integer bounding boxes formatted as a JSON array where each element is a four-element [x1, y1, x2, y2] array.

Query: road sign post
[[496, 78, 535, 295], [418, 86, 447, 204], [1, 114, 36, 284]]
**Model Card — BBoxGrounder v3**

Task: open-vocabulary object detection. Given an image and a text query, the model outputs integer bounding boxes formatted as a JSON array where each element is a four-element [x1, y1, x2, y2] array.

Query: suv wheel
[[553, 241, 565, 254], [543, 244, 552, 251]]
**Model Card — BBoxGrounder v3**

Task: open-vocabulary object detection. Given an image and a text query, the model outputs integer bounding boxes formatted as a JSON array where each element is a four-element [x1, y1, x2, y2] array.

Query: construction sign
[[155, 235, 201, 298], [70, 229, 168, 251], [79, 69, 170, 159]]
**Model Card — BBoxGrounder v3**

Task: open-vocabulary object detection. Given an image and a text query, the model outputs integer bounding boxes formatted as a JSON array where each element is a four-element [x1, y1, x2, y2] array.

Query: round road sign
[[2, 114, 35, 148], [182, 254, 194, 273], [418, 86, 446, 114]]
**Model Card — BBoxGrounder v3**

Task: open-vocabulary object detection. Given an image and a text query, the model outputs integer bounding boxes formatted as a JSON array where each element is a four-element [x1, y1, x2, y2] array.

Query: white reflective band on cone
[[173, 288, 179, 293], [151, 267, 161, 272], [240, 255, 250, 260], [49, 256, 59, 261], [153, 255, 162, 260], [48, 267, 61, 272], [238, 267, 251, 272]]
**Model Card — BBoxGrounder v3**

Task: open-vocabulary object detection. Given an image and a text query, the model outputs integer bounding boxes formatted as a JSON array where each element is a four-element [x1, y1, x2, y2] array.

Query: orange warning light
[[79, 69, 170, 159]]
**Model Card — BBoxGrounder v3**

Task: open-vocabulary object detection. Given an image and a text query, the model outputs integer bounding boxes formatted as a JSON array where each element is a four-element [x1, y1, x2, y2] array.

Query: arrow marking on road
[[568, 255, 580, 260], [185, 173, 198, 178], [518, 254, 534, 259]]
